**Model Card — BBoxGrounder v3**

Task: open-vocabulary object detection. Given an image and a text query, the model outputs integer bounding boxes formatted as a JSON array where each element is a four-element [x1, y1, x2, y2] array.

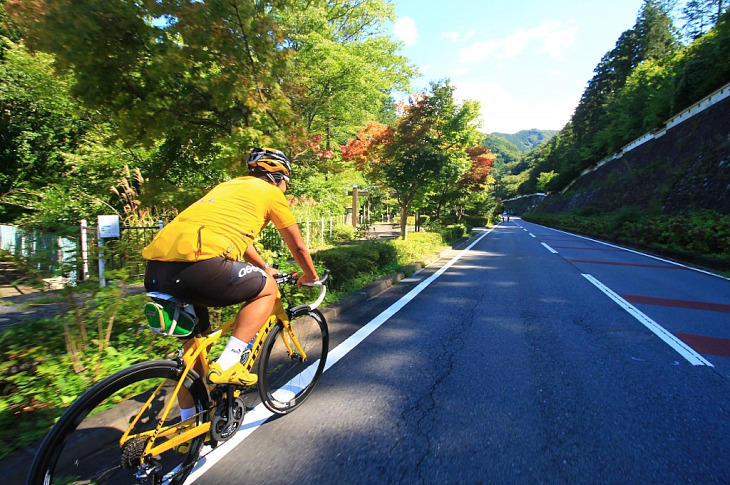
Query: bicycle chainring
[[211, 396, 246, 442]]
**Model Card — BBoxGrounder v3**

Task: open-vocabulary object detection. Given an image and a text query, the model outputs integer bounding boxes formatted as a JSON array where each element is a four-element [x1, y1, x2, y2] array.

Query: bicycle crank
[[211, 388, 246, 442]]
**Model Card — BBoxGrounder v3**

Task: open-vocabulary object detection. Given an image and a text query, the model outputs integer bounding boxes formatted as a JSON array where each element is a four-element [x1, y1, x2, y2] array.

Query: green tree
[[9, 0, 297, 156], [282, 0, 414, 156], [636, 0, 680, 59], [536, 171, 558, 193], [681, 0, 729, 40], [343, 81, 482, 239], [520, 2, 730, 200], [0, 0, 21, 47], [573, 1, 677, 150], [0, 39, 87, 223], [7, 0, 413, 177], [673, 8, 730, 109], [426, 145, 496, 223]]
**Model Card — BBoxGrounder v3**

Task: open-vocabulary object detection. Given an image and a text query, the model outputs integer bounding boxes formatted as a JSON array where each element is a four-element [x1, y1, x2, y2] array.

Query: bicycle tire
[[26, 360, 209, 485], [257, 308, 329, 414]]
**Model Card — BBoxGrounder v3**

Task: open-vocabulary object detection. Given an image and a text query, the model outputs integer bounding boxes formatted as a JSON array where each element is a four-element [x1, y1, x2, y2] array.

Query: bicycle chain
[[156, 401, 247, 483]]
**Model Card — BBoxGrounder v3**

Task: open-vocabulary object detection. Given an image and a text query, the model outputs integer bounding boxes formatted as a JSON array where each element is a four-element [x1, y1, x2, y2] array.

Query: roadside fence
[[0, 225, 77, 287], [1, 214, 345, 288]]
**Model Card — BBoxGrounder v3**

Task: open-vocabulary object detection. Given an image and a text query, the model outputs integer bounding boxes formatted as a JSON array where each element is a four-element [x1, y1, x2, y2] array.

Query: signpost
[[97, 215, 120, 287]]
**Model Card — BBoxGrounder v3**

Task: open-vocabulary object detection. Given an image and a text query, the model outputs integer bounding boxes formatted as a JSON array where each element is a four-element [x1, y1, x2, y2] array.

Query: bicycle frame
[[120, 284, 310, 460]]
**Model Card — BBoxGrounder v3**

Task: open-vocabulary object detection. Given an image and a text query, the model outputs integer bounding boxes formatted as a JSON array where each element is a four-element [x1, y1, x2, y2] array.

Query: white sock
[[180, 407, 196, 422], [216, 336, 248, 370]]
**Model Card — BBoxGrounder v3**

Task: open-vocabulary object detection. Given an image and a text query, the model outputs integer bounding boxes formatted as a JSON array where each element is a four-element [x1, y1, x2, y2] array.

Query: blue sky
[[390, 0, 645, 134]]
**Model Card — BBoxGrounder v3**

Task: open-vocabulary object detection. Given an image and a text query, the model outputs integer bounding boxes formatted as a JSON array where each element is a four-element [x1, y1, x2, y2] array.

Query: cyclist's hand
[[296, 273, 319, 288], [264, 266, 279, 277]]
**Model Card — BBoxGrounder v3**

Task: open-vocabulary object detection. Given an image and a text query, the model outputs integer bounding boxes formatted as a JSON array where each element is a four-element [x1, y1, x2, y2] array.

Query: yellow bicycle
[[26, 270, 330, 485]]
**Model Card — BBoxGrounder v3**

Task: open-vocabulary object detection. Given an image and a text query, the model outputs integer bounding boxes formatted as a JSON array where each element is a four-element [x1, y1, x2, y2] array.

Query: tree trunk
[[400, 203, 408, 240]]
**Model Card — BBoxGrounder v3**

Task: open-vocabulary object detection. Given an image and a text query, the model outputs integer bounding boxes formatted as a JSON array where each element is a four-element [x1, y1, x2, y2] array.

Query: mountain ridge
[[488, 129, 558, 152]]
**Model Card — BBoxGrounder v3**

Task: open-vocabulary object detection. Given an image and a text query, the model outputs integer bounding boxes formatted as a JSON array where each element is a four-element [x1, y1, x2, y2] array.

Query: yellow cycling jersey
[[142, 176, 297, 262]]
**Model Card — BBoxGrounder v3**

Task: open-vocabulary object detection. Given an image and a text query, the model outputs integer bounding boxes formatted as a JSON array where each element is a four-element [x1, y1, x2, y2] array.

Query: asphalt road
[[189, 219, 730, 484]]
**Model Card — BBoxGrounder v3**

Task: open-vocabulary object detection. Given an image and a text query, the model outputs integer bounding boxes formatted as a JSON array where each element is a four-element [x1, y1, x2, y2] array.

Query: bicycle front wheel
[[26, 360, 209, 485], [258, 308, 328, 414]]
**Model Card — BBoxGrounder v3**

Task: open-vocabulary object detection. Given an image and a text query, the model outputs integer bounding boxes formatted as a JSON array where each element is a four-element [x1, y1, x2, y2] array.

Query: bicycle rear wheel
[[257, 308, 328, 414], [26, 360, 209, 485]]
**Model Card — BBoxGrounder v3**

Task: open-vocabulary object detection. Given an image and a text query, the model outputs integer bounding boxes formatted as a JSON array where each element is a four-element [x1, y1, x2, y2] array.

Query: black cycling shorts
[[144, 258, 268, 332]]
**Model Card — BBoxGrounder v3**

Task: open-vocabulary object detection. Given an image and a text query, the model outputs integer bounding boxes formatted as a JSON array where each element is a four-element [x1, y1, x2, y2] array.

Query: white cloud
[[536, 20, 579, 60], [453, 80, 579, 133], [394, 16, 419, 46], [457, 20, 578, 64]]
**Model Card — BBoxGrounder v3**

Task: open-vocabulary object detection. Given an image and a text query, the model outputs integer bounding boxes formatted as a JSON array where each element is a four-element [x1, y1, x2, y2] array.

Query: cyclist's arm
[[278, 224, 318, 286], [243, 244, 277, 276]]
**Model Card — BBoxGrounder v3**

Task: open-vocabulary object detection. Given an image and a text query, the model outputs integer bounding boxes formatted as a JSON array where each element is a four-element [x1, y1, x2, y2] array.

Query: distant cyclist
[[143, 148, 319, 391]]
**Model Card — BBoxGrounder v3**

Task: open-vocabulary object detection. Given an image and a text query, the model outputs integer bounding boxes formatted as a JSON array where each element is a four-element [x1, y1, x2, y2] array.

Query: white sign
[[97, 215, 121, 238]]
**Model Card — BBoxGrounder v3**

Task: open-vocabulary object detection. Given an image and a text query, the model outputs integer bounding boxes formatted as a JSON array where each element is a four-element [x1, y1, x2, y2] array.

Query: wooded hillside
[[534, 90, 730, 216], [518, 3, 730, 200]]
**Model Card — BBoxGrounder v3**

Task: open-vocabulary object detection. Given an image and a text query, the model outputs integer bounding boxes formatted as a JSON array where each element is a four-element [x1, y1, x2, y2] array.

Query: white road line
[[324, 227, 494, 370], [529, 233, 536, 238], [541, 242, 558, 253], [525, 221, 730, 281], [582, 273, 713, 367], [188, 227, 495, 482]]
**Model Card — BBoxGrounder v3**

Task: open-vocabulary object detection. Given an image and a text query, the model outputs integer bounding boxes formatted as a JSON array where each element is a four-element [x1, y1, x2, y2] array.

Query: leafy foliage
[[6, 0, 413, 176], [342, 81, 486, 237], [314, 230, 461, 293], [0, 278, 178, 459], [2, 0, 415, 231], [0, 39, 86, 221]]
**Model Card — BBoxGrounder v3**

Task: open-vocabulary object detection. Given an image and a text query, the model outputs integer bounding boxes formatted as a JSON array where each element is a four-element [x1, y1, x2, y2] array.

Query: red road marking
[[622, 294, 730, 313], [569, 259, 687, 269], [675, 333, 730, 358]]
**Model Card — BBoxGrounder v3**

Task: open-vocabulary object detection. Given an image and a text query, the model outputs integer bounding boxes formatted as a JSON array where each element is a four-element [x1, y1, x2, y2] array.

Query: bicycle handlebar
[[275, 269, 330, 311]]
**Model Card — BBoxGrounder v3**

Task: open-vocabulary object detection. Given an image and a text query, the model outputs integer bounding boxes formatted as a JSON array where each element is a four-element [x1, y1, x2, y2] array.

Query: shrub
[[314, 241, 399, 292], [462, 215, 490, 227], [387, 232, 446, 266], [329, 223, 357, 242], [523, 210, 730, 265], [313, 231, 457, 293]]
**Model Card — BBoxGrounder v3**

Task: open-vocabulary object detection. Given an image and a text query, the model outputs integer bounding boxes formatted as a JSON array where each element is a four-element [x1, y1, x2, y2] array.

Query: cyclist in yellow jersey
[[143, 148, 318, 388]]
